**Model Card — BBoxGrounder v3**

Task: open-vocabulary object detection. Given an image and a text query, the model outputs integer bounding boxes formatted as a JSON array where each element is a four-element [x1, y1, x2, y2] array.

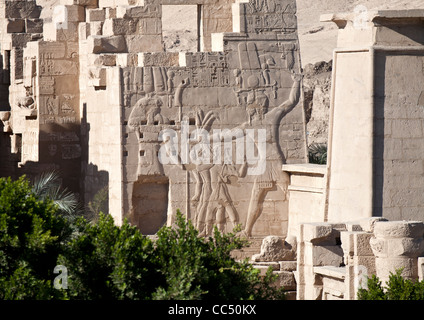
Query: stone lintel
[[282, 163, 327, 176], [320, 9, 424, 28]]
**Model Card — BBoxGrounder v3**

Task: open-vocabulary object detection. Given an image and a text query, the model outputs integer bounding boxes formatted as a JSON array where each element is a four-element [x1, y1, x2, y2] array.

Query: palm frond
[[308, 143, 327, 165], [32, 170, 62, 198], [46, 186, 79, 216], [32, 170, 80, 217]]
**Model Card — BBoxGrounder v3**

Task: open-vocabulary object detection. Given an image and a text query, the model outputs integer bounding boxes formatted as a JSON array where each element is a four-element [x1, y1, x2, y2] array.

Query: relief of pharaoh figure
[[128, 94, 169, 177], [213, 72, 302, 237]]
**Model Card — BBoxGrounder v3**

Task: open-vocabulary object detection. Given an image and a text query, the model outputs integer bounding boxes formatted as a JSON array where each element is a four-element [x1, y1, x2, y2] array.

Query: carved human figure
[[192, 161, 247, 236], [214, 72, 302, 237], [233, 68, 244, 105], [204, 162, 247, 236], [129, 95, 168, 177], [244, 73, 301, 236]]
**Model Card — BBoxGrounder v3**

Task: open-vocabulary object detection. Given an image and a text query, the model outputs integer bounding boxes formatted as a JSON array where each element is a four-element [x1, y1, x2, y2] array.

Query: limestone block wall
[[0, 0, 308, 240], [374, 52, 424, 220], [296, 222, 344, 300], [296, 219, 424, 300], [0, 0, 43, 179], [79, 0, 308, 239], [282, 163, 327, 239], [323, 10, 424, 223], [0, 0, 93, 194]]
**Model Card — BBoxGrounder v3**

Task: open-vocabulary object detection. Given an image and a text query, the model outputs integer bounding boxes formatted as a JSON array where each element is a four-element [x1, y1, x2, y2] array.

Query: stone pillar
[[340, 218, 383, 300], [370, 221, 424, 285], [282, 163, 327, 240], [296, 223, 344, 300], [322, 10, 424, 222]]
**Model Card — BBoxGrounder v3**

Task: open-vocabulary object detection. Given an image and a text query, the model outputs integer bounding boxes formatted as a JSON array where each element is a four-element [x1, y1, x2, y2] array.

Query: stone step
[[232, 237, 264, 261]]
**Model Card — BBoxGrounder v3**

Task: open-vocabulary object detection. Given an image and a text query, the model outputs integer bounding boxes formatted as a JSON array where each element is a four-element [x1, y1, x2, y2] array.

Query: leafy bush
[[0, 176, 71, 299], [152, 211, 285, 300], [358, 269, 424, 300], [61, 211, 285, 300], [58, 213, 158, 299], [0, 176, 285, 300]]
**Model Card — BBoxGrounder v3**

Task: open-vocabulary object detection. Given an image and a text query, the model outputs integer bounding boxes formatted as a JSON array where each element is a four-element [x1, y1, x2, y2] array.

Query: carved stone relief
[[121, 0, 305, 237], [0, 0, 305, 237]]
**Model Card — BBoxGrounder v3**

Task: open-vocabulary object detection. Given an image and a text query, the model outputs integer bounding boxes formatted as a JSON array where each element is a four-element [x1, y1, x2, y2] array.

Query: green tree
[[60, 211, 285, 300], [0, 175, 285, 300], [86, 186, 108, 223], [0, 176, 71, 299], [152, 210, 285, 300], [358, 269, 424, 300], [58, 213, 158, 299]]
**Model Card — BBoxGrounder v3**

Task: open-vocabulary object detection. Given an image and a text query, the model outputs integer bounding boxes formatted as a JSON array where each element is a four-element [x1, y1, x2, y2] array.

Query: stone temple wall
[[0, 0, 308, 240], [81, 0, 308, 238]]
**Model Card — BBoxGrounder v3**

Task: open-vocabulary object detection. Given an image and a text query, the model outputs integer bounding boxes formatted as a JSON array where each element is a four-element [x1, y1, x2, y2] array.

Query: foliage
[[308, 143, 327, 165], [31, 170, 81, 220], [0, 176, 285, 300], [58, 213, 158, 299], [61, 211, 285, 300], [0, 176, 71, 299], [358, 269, 424, 300], [86, 186, 109, 223], [152, 210, 285, 300]]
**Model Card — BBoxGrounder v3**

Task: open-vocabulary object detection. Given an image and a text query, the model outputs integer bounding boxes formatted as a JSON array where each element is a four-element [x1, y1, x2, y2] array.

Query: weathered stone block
[[125, 35, 162, 53], [60, 0, 98, 6], [312, 245, 343, 267], [138, 18, 161, 35], [279, 261, 297, 271], [25, 19, 43, 33], [78, 22, 90, 39], [87, 8, 106, 21], [138, 52, 179, 67], [354, 232, 374, 256], [90, 21, 103, 35], [105, 7, 116, 19], [387, 238, 424, 257], [374, 221, 424, 239], [116, 5, 158, 19], [89, 54, 116, 66], [64, 5, 85, 22], [6, 19, 25, 33], [87, 35, 127, 54], [302, 223, 333, 243], [102, 18, 137, 36], [116, 53, 138, 67], [43, 21, 79, 42], [252, 235, 296, 262], [4, 1, 41, 19], [276, 271, 296, 291], [418, 257, 424, 282], [359, 217, 387, 233]]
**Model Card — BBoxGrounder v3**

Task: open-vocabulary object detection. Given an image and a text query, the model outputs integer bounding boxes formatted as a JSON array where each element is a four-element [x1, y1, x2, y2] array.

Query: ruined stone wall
[[295, 218, 424, 300], [324, 10, 424, 223], [374, 52, 424, 220], [0, 0, 308, 239], [80, 0, 308, 237]]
